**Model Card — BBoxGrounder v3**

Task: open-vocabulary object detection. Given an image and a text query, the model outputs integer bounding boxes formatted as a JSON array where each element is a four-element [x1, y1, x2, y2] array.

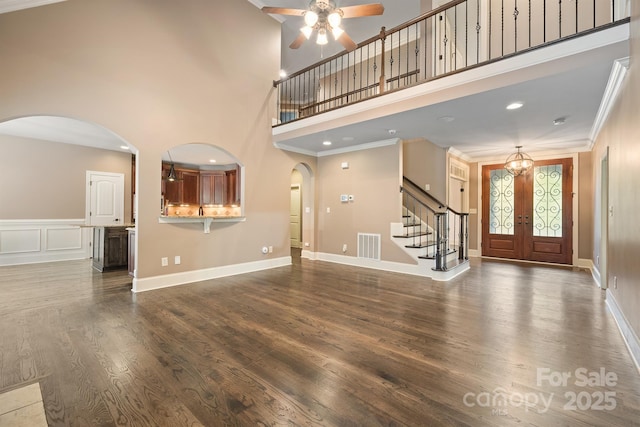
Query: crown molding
[[588, 56, 630, 149]]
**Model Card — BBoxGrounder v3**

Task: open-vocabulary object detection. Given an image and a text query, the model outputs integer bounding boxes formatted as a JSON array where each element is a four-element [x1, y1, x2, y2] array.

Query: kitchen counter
[[158, 215, 245, 233]]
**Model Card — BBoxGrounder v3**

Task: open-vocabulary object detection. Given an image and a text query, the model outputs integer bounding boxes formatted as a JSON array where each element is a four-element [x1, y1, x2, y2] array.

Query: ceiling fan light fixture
[[304, 10, 318, 27], [328, 11, 342, 28], [301, 25, 313, 39], [332, 26, 344, 40], [316, 28, 328, 45]]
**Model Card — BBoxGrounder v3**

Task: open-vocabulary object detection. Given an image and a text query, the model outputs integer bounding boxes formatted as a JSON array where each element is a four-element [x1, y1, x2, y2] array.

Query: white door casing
[[86, 171, 124, 226], [290, 185, 301, 248]]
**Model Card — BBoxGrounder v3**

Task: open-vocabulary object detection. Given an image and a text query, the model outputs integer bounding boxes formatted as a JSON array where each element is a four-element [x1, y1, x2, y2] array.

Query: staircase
[[390, 177, 469, 281]]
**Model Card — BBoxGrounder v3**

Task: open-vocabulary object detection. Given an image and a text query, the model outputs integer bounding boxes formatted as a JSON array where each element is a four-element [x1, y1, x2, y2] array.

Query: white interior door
[[290, 185, 301, 248], [87, 171, 124, 226]]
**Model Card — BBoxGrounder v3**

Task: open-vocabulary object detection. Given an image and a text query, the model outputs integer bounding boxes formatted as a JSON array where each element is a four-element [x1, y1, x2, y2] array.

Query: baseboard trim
[[309, 252, 469, 281], [132, 257, 292, 293], [605, 290, 640, 374]]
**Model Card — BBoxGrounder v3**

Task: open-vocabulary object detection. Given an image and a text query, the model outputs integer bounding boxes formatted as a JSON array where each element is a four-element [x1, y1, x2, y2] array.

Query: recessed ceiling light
[[506, 102, 524, 110], [388, 129, 397, 135], [209, 159, 217, 163], [553, 117, 566, 126], [120, 145, 129, 150], [323, 141, 332, 146]]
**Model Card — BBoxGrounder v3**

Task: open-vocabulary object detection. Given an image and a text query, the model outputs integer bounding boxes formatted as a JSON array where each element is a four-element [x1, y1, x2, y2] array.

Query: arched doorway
[[0, 115, 138, 268], [290, 163, 315, 259]]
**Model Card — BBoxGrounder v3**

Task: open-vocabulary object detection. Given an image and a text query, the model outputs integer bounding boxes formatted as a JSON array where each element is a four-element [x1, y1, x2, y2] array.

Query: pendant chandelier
[[164, 151, 182, 182], [504, 146, 534, 176]]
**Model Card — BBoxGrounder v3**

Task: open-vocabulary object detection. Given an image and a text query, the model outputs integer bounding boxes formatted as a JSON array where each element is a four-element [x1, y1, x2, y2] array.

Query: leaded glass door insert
[[489, 169, 515, 235], [533, 164, 563, 237], [482, 158, 573, 264]]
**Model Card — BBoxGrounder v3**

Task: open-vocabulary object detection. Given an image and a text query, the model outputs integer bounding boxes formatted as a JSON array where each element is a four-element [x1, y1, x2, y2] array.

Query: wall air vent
[[358, 233, 381, 261]]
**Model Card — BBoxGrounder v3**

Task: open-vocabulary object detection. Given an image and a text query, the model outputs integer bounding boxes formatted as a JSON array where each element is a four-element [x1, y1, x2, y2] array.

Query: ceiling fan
[[262, 0, 384, 52]]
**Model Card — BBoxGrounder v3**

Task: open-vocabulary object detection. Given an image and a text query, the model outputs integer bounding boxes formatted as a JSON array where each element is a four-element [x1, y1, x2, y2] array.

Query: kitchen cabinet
[[162, 163, 200, 205], [93, 226, 128, 272], [200, 169, 239, 206], [200, 171, 225, 205]]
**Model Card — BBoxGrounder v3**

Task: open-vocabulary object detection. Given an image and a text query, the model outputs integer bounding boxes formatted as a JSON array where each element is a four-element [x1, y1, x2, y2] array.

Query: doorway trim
[[292, 163, 315, 259], [477, 151, 580, 266]]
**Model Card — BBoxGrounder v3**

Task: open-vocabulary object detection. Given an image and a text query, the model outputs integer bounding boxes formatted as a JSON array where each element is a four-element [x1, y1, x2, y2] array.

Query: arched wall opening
[[0, 115, 138, 267]]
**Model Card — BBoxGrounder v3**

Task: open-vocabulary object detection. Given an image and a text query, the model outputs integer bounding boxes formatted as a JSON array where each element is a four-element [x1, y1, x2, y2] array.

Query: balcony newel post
[[435, 213, 442, 270], [379, 26, 386, 94]]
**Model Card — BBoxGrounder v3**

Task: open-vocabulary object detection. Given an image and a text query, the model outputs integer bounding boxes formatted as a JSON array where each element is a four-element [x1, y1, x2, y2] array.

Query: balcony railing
[[273, 0, 629, 125]]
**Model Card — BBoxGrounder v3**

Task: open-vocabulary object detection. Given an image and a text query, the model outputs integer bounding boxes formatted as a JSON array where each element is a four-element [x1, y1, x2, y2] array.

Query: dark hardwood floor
[[1, 256, 639, 426]]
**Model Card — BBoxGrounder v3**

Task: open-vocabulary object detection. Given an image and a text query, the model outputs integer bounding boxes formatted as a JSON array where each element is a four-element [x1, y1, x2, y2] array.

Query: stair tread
[[418, 249, 457, 260], [393, 231, 431, 238]]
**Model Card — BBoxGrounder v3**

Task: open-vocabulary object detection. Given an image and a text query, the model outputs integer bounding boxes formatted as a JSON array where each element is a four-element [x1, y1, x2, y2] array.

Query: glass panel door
[[483, 158, 573, 264]]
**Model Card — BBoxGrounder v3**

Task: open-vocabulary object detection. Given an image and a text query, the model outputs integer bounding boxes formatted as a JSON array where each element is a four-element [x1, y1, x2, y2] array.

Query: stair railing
[[401, 177, 469, 271], [273, 0, 629, 125]]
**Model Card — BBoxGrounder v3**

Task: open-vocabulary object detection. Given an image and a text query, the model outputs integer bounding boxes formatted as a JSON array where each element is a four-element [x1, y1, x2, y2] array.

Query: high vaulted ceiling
[[255, 0, 630, 160], [0, 1, 631, 163]]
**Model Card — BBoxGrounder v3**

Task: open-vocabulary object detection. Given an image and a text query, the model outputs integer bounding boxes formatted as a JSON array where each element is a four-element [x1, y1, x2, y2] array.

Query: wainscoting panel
[[0, 220, 91, 266], [46, 227, 83, 251], [0, 229, 41, 254]]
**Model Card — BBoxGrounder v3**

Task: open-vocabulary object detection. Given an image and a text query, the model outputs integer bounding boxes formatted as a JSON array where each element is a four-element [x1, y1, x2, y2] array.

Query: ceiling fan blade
[[337, 31, 357, 52], [261, 7, 306, 16], [339, 4, 384, 18], [289, 32, 307, 49]]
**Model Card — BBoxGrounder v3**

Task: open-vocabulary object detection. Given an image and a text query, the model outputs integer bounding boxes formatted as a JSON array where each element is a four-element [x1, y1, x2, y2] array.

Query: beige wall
[[0, 135, 132, 220], [402, 138, 448, 203], [592, 1, 640, 343], [578, 151, 594, 260], [0, 0, 313, 279], [467, 162, 479, 251], [317, 143, 412, 263]]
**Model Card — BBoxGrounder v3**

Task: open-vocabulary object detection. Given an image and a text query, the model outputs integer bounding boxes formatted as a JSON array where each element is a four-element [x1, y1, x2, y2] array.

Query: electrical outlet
[[174, 255, 181, 265], [342, 243, 347, 253], [268, 246, 273, 253], [161, 257, 168, 267], [326, 207, 331, 213], [304, 242, 310, 247], [613, 276, 618, 289]]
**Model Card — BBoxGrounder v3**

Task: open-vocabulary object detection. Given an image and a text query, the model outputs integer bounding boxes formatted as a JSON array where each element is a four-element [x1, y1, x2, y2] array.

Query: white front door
[[87, 171, 124, 226]]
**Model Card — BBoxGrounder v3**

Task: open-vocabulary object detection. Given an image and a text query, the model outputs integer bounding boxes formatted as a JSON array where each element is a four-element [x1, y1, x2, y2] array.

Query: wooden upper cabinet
[[162, 162, 240, 207], [162, 164, 182, 204], [162, 163, 200, 205], [200, 171, 226, 205], [226, 169, 238, 205], [181, 170, 200, 205]]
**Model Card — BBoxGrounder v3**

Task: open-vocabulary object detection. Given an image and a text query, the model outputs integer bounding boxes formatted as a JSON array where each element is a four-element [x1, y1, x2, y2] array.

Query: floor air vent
[[358, 233, 381, 261]]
